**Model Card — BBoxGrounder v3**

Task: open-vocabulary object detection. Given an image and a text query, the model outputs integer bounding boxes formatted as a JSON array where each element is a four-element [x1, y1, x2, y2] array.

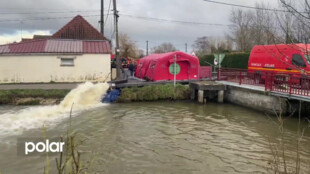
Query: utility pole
[[146, 40, 149, 56], [113, 0, 121, 80], [185, 43, 188, 53], [174, 54, 177, 87], [100, 0, 104, 35]]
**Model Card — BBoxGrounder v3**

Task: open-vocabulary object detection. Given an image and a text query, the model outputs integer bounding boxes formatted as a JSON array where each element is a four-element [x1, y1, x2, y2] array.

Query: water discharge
[[0, 82, 109, 138]]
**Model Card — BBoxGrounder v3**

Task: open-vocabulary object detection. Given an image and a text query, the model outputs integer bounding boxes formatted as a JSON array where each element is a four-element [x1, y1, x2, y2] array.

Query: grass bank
[[0, 89, 70, 105], [117, 84, 190, 102]]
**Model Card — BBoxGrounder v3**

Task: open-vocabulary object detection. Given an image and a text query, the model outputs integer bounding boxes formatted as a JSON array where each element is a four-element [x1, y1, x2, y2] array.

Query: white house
[[0, 15, 111, 83]]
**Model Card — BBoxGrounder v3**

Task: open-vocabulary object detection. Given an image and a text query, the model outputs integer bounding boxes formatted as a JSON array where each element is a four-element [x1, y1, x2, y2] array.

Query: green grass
[[117, 84, 190, 102], [0, 89, 70, 105]]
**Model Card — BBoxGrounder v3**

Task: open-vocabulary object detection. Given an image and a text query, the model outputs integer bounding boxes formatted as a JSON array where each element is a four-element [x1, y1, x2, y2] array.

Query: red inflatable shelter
[[135, 51, 200, 81]]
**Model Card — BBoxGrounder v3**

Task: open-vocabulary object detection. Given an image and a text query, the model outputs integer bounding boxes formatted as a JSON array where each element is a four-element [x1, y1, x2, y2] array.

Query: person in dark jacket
[[128, 62, 134, 77], [133, 62, 137, 76]]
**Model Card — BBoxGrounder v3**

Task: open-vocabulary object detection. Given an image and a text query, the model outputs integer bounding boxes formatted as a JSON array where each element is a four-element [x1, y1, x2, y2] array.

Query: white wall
[[0, 54, 111, 83]]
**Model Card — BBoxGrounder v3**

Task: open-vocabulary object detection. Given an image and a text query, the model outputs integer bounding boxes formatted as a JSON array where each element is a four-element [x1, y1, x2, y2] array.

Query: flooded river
[[0, 101, 309, 174]]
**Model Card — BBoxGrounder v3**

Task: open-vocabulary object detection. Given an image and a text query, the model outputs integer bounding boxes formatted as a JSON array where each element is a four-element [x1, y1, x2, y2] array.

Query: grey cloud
[[0, 0, 279, 50]]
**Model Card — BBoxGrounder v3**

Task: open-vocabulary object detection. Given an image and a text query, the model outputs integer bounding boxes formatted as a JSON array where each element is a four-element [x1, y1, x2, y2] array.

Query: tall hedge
[[199, 55, 215, 66], [199, 53, 250, 69]]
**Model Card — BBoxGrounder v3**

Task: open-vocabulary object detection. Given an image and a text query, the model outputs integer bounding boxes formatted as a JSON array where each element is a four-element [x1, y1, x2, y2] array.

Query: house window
[[60, 58, 75, 66], [292, 54, 306, 67]]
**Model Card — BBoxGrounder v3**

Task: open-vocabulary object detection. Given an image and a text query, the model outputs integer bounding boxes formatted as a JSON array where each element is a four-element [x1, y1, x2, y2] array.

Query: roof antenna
[[20, 21, 23, 41]]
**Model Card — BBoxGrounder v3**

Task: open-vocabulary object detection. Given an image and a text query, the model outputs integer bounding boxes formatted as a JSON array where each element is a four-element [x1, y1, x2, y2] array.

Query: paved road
[[0, 83, 80, 90]]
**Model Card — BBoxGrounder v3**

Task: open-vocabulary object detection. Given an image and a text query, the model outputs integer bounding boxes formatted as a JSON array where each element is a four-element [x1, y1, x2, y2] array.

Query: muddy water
[[0, 102, 309, 174]]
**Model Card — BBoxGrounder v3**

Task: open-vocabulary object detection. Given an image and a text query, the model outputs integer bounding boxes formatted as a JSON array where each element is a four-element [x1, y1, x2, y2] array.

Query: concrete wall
[[0, 54, 111, 83], [225, 86, 287, 114]]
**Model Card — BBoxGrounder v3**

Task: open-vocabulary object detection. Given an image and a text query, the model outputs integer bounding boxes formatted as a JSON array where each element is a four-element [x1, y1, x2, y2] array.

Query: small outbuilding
[[135, 51, 200, 81], [0, 15, 111, 83]]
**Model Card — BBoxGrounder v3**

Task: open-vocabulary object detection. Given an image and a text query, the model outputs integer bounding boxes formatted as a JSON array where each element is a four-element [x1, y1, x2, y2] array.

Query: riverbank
[[117, 84, 190, 102], [0, 89, 70, 105], [0, 84, 190, 105]]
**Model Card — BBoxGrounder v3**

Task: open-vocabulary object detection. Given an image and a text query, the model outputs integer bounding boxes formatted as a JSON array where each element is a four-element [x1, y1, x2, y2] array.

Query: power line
[[0, 9, 109, 15], [203, 0, 287, 12], [110, 29, 115, 39], [120, 13, 234, 27], [0, 11, 279, 31], [0, 12, 234, 29], [0, 7, 103, 10], [203, 0, 306, 13], [104, 0, 112, 27], [0, 14, 114, 23]]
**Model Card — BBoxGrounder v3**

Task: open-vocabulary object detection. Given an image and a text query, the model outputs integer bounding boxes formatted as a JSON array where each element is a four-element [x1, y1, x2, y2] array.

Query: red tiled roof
[[45, 40, 82, 53], [83, 41, 110, 53], [9, 40, 47, 53], [52, 15, 108, 41], [0, 45, 9, 53], [0, 39, 111, 54]]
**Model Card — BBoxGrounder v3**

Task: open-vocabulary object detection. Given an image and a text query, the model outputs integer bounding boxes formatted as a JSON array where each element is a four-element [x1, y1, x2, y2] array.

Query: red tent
[[135, 51, 200, 81]]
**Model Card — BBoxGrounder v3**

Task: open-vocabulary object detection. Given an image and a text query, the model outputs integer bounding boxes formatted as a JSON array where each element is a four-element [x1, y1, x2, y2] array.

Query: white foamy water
[[0, 82, 109, 138]]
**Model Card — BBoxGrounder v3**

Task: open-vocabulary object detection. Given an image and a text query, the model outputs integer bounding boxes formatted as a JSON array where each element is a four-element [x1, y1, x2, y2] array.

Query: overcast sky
[[0, 0, 279, 52]]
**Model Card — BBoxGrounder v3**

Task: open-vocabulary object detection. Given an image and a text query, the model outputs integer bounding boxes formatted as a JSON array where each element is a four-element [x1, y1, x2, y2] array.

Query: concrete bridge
[[190, 68, 310, 115], [189, 80, 310, 115]]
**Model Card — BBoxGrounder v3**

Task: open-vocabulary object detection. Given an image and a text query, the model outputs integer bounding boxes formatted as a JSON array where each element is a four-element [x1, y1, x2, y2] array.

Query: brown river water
[[0, 101, 309, 174]]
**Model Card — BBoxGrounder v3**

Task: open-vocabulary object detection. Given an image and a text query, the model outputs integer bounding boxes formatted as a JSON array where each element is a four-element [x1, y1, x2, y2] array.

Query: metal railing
[[217, 68, 310, 97], [199, 66, 212, 79]]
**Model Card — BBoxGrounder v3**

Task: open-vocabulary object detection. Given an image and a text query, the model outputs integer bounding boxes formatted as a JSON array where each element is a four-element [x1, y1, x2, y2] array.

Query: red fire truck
[[248, 44, 310, 87]]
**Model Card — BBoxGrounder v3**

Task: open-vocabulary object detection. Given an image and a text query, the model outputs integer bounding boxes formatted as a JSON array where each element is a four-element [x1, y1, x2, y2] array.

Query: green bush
[[199, 53, 250, 69], [117, 84, 190, 102]]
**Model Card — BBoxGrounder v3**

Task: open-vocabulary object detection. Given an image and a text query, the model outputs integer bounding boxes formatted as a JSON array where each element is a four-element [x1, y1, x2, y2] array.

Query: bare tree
[[229, 3, 283, 51], [151, 42, 177, 53], [136, 49, 145, 58], [252, 3, 278, 45], [119, 33, 138, 58], [230, 9, 255, 52], [252, 3, 266, 45], [209, 36, 233, 53], [276, 10, 297, 44], [293, 18, 310, 43], [279, 0, 310, 43], [192, 36, 211, 55]]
